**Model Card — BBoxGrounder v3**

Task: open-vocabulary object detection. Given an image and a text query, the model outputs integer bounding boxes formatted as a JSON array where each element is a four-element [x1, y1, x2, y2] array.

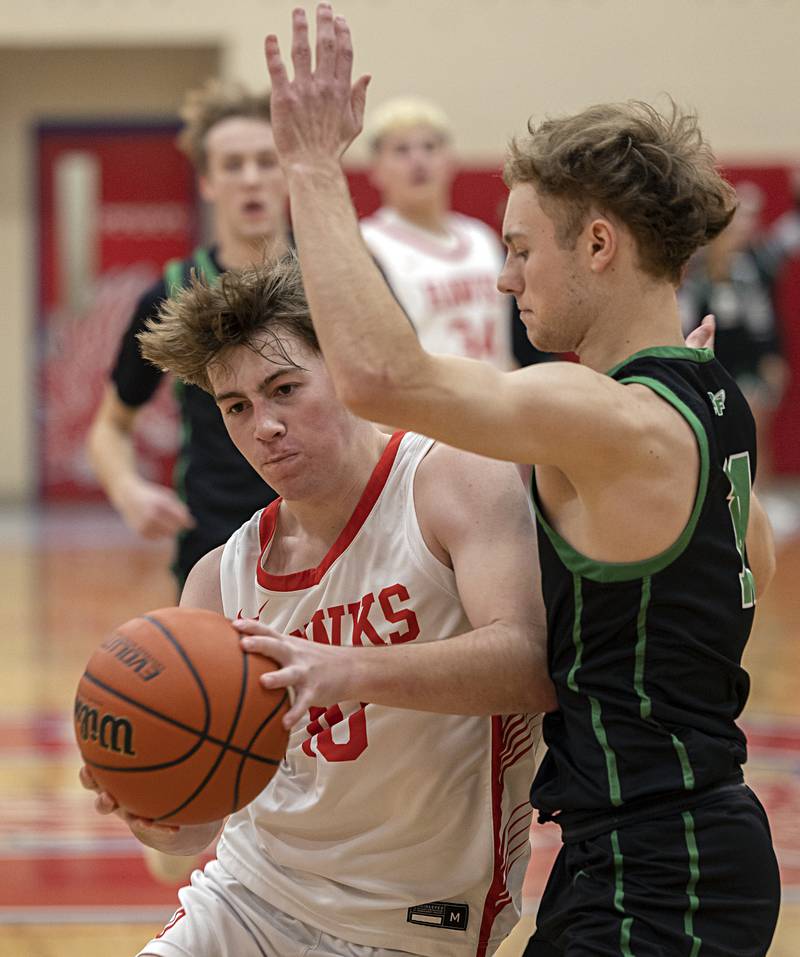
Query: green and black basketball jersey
[[531, 346, 758, 821], [111, 247, 278, 581]]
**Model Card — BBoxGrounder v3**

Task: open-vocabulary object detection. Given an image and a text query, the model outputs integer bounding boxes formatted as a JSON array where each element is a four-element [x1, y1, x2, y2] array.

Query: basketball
[[73, 606, 289, 825]]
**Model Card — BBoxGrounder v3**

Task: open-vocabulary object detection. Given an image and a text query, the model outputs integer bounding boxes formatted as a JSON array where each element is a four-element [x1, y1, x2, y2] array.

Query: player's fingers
[[291, 7, 313, 80], [94, 790, 118, 815], [233, 619, 286, 639], [79, 765, 98, 791], [315, 3, 337, 78], [351, 74, 371, 132], [258, 663, 298, 691], [333, 15, 353, 84], [265, 34, 290, 93], [282, 686, 312, 728], [239, 633, 292, 663], [130, 817, 180, 835]]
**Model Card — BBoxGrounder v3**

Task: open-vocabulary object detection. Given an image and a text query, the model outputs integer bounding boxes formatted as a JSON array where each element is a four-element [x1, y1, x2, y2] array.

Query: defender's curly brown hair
[[503, 100, 737, 283], [177, 78, 272, 173], [138, 254, 319, 394]]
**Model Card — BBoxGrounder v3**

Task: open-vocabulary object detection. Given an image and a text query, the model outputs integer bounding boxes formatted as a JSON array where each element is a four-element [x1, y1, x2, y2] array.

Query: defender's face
[[199, 117, 288, 243], [498, 183, 590, 354], [371, 124, 454, 211], [209, 335, 357, 502]]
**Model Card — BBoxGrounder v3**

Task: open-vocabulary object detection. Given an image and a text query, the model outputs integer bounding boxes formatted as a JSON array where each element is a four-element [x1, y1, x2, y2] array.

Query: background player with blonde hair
[[257, 6, 780, 954], [87, 78, 289, 588], [360, 96, 516, 368], [82, 254, 552, 957]]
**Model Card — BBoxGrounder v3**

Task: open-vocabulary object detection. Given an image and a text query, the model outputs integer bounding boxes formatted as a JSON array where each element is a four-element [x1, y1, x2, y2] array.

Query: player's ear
[[198, 173, 215, 204], [586, 217, 616, 273]]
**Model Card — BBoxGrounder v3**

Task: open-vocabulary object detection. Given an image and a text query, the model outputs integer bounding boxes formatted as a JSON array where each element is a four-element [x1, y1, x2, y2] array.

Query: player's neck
[[215, 229, 289, 271], [268, 427, 392, 572], [575, 282, 686, 373], [388, 202, 450, 237]]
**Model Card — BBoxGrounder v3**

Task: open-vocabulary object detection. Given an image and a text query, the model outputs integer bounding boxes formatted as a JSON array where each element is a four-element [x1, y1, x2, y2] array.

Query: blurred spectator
[[87, 80, 288, 588], [360, 96, 517, 369], [680, 173, 800, 534]]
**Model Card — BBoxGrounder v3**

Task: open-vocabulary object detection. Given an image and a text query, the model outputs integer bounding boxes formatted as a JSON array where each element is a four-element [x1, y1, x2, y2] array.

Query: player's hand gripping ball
[[74, 607, 289, 824]]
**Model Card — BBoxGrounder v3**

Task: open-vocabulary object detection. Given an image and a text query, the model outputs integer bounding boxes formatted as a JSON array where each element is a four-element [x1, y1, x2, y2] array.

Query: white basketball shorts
[[137, 859, 428, 957]]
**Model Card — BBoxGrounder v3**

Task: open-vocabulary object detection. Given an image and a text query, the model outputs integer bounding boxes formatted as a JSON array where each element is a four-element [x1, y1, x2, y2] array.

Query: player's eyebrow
[[214, 367, 297, 403], [502, 229, 527, 247]]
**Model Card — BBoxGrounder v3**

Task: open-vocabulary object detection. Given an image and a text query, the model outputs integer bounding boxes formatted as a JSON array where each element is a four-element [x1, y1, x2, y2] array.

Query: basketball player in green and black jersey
[[87, 79, 289, 588], [226, 7, 780, 955]]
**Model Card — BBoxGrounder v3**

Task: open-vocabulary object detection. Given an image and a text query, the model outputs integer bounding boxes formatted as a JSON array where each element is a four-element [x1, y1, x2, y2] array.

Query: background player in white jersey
[[360, 97, 515, 368], [80, 255, 555, 957]]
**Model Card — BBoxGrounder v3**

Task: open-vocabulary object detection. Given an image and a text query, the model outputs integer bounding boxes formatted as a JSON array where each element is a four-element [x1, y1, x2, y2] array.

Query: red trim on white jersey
[[256, 432, 405, 592], [370, 210, 473, 262], [156, 906, 186, 938], [475, 715, 537, 956]]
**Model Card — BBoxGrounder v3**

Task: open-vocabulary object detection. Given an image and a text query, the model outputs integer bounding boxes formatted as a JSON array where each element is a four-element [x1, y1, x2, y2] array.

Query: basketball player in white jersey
[[80, 255, 555, 957], [360, 97, 515, 369]]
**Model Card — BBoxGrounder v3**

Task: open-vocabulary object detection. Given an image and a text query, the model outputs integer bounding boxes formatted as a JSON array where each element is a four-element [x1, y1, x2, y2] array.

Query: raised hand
[[264, 4, 370, 170], [685, 313, 716, 352]]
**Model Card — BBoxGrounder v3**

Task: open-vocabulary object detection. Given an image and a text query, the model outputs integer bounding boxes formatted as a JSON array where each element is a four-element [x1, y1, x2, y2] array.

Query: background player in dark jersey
[[680, 173, 800, 535], [243, 7, 780, 955], [87, 79, 289, 587]]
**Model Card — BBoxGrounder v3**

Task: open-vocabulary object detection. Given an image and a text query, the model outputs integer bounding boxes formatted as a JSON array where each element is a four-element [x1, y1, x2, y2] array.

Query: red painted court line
[[0, 855, 180, 908]]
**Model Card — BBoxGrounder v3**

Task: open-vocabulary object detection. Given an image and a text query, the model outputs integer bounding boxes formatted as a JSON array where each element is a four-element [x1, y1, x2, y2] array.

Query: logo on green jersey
[[708, 389, 726, 417]]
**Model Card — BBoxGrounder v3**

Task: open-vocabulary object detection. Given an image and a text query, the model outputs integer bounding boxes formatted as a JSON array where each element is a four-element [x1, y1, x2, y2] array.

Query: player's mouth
[[242, 200, 266, 216], [262, 450, 299, 467]]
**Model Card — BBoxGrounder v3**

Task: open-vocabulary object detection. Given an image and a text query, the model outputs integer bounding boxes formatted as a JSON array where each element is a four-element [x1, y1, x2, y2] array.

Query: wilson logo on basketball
[[74, 696, 136, 756], [101, 633, 165, 681]]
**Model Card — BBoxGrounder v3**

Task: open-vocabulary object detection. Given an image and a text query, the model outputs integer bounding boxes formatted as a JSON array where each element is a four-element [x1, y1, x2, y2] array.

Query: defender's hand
[[685, 314, 715, 352], [264, 4, 371, 170]]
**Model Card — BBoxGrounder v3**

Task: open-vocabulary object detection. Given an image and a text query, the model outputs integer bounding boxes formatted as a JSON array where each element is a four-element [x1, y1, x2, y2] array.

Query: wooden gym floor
[[1, 500, 799, 957]]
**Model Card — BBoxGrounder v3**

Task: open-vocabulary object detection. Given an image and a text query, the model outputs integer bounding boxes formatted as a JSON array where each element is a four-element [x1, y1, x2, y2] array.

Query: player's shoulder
[[181, 545, 225, 613], [415, 440, 527, 508]]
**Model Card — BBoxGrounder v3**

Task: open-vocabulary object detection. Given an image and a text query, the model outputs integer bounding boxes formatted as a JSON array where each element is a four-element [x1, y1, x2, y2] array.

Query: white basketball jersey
[[217, 432, 541, 957], [361, 208, 514, 369]]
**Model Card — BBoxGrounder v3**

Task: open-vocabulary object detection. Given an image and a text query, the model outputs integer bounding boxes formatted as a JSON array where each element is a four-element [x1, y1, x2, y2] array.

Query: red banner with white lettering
[[37, 123, 198, 500]]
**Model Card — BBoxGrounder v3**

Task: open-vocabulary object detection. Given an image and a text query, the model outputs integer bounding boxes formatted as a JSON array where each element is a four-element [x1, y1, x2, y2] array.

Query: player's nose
[[497, 258, 521, 296]]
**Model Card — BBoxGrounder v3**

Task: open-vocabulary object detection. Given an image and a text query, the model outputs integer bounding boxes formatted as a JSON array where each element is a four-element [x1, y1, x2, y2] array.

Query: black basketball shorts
[[524, 785, 779, 957]]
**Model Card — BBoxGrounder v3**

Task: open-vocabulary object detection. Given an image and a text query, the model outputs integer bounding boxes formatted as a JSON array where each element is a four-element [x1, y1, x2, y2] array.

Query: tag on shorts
[[407, 901, 469, 931]]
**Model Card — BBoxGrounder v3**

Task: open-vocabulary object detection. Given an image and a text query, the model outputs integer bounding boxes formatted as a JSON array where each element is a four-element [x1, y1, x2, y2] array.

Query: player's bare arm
[[264, 6, 713, 540], [87, 384, 195, 539], [237, 444, 555, 726]]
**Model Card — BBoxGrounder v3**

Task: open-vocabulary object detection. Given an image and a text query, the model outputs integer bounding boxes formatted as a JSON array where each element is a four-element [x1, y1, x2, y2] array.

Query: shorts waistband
[[543, 773, 745, 843]]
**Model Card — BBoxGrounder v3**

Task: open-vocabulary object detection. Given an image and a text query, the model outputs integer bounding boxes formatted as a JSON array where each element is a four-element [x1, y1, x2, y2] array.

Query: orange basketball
[[73, 606, 289, 825]]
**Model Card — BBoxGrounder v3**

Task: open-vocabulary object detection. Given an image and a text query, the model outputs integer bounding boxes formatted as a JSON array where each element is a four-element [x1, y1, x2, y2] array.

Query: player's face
[[498, 183, 594, 353], [199, 117, 288, 244], [209, 335, 359, 502], [370, 125, 454, 212]]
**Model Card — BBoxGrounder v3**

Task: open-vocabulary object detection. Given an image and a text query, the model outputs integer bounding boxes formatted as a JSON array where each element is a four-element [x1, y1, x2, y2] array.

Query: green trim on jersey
[[570, 574, 623, 807], [682, 811, 703, 957], [163, 248, 220, 510], [164, 258, 185, 298], [611, 830, 635, 957], [532, 376, 711, 583], [192, 246, 220, 282], [605, 345, 714, 378]]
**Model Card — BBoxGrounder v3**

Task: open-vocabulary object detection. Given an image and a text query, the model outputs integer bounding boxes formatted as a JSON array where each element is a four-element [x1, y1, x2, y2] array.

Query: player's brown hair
[[503, 100, 737, 283], [177, 78, 272, 173], [138, 254, 319, 394]]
